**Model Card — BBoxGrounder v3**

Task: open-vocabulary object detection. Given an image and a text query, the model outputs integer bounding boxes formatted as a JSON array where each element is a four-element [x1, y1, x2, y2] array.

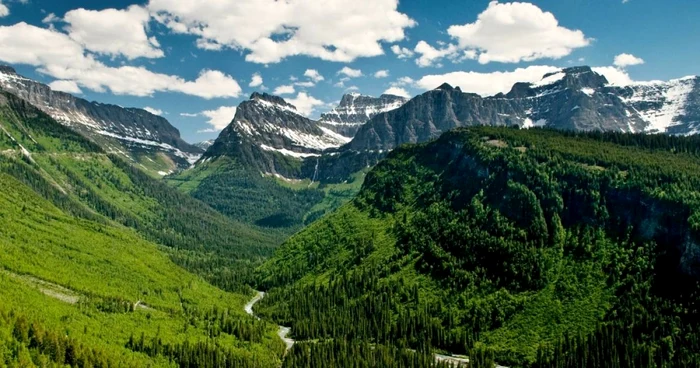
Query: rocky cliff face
[[203, 92, 349, 178], [615, 76, 700, 136], [0, 66, 202, 174], [318, 93, 407, 138], [347, 67, 650, 151]]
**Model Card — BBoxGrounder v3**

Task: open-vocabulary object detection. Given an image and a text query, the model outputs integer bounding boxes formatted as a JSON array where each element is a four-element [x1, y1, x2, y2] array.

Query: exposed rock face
[[203, 92, 349, 178], [318, 93, 407, 138], [0, 66, 202, 172], [615, 76, 700, 136], [347, 67, 649, 151]]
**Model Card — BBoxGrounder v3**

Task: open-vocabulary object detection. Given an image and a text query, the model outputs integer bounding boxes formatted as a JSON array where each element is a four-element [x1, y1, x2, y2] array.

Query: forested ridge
[[0, 91, 288, 366], [257, 126, 700, 367]]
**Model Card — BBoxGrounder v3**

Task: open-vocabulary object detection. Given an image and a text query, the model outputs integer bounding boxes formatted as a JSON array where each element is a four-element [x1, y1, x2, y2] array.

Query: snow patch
[[259, 144, 321, 158]]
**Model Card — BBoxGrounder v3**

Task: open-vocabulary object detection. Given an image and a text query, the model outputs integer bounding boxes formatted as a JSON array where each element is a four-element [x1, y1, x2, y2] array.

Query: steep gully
[[244, 291, 507, 366]]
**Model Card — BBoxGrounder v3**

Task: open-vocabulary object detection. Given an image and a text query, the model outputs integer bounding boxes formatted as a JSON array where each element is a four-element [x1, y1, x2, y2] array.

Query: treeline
[[1, 309, 135, 367], [282, 340, 461, 368]]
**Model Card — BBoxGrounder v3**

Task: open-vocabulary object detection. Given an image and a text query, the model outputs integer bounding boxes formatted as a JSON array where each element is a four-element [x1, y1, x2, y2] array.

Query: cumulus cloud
[[273, 84, 295, 95], [374, 70, 390, 78], [592, 66, 634, 86], [0, 22, 242, 99], [416, 1, 590, 67], [249, 72, 263, 87], [143, 106, 163, 115], [198, 106, 237, 132], [391, 45, 414, 59], [286, 92, 324, 116], [338, 67, 363, 78], [383, 87, 410, 98], [613, 53, 644, 68], [0, 1, 8, 17], [415, 65, 560, 96], [64, 5, 163, 60], [148, 0, 416, 63], [304, 69, 324, 83], [48, 80, 82, 94], [415, 41, 459, 67]]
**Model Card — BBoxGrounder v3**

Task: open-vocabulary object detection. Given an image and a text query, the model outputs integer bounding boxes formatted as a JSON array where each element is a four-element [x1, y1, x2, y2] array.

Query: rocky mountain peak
[[318, 93, 408, 138], [250, 92, 296, 110], [0, 65, 17, 75]]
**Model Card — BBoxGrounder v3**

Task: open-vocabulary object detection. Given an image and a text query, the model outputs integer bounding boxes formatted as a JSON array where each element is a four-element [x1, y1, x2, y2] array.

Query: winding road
[[245, 291, 295, 351]]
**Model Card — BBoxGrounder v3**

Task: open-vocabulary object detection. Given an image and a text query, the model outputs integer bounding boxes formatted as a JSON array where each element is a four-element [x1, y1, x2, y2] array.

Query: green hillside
[[257, 127, 700, 367], [0, 92, 280, 293], [166, 156, 367, 234], [0, 91, 286, 366]]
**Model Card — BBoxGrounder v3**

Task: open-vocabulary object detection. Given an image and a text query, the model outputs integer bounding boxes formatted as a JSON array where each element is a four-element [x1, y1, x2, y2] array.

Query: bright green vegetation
[[257, 127, 700, 367], [0, 93, 281, 294], [166, 155, 367, 233], [0, 92, 286, 366]]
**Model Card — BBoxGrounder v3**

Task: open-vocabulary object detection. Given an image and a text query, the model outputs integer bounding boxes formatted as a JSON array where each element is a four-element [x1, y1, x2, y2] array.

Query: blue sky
[[0, 0, 697, 143]]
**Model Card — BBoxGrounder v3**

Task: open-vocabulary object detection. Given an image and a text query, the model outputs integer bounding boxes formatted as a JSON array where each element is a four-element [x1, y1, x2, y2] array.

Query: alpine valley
[[1, 54, 700, 368]]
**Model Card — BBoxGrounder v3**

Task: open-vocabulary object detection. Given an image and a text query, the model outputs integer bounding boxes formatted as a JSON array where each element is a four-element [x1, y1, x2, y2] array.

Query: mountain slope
[[318, 93, 408, 138], [0, 92, 285, 366], [0, 65, 202, 176], [0, 90, 280, 293], [257, 127, 700, 366]]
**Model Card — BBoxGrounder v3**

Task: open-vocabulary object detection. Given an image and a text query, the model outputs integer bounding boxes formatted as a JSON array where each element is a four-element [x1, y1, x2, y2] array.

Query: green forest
[[257, 127, 700, 367]]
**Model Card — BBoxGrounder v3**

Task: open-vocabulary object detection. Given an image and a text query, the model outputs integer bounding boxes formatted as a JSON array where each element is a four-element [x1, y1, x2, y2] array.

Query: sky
[[0, 0, 698, 143]]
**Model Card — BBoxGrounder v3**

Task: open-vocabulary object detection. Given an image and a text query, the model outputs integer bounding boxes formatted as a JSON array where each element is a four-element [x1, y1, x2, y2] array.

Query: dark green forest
[[257, 127, 700, 367]]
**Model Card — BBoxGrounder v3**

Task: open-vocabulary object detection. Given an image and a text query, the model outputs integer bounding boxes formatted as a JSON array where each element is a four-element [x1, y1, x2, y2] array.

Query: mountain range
[[0, 65, 202, 176]]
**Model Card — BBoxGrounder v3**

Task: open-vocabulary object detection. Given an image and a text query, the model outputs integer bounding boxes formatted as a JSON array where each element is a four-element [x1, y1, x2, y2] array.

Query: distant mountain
[[202, 92, 348, 178], [318, 93, 407, 138], [307, 67, 699, 183], [0, 65, 202, 176], [347, 67, 651, 151], [194, 139, 215, 150]]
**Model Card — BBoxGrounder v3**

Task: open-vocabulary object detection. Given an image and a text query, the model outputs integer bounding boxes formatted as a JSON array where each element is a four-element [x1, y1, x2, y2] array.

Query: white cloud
[[418, 1, 590, 66], [383, 86, 410, 98], [593, 66, 634, 86], [295, 81, 315, 88], [415, 65, 560, 96], [143, 106, 163, 115], [613, 53, 644, 68], [0, 22, 242, 99], [199, 106, 237, 132], [392, 76, 414, 87], [48, 80, 82, 94], [304, 69, 324, 83], [286, 92, 324, 116], [374, 70, 389, 78], [180, 112, 199, 117], [148, 0, 416, 64], [345, 86, 359, 92], [414, 41, 459, 67], [273, 84, 295, 95], [391, 45, 414, 59], [64, 5, 163, 60], [0, 1, 8, 17], [249, 72, 263, 87], [338, 67, 363, 78], [42, 13, 59, 24]]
